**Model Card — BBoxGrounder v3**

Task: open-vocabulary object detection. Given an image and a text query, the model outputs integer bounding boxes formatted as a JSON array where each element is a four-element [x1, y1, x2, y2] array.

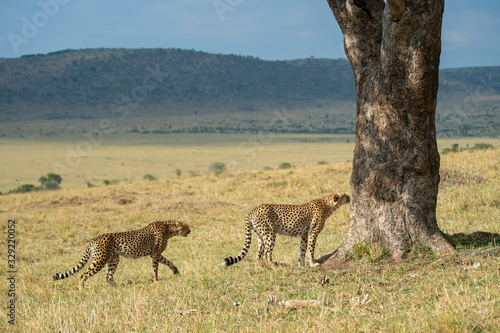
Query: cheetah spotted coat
[[221, 192, 350, 268], [52, 221, 190, 287]]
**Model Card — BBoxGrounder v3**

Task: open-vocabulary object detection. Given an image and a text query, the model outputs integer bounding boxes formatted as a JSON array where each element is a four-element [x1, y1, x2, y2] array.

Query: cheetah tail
[[220, 218, 252, 267], [52, 245, 92, 281]]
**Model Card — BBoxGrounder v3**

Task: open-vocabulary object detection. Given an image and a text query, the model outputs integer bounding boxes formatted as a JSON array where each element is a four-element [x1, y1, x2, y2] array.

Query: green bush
[[442, 142, 495, 154], [8, 184, 38, 194], [278, 162, 292, 169], [143, 174, 156, 181], [209, 162, 226, 175], [39, 172, 62, 190], [474, 143, 493, 150], [7, 172, 62, 194]]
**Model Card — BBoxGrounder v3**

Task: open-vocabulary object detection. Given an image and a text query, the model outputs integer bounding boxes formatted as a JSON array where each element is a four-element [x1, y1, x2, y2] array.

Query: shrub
[[175, 169, 182, 178], [9, 184, 38, 194], [39, 172, 62, 190], [143, 174, 156, 181], [209, 162, 226, 175], [442, 142, 495, 154], [278, 162, 292, 169], [474, 143, 493, 150]]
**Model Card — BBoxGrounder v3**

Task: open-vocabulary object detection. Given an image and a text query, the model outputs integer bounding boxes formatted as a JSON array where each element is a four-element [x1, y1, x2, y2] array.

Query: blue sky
[[0, 0, 499, 68]]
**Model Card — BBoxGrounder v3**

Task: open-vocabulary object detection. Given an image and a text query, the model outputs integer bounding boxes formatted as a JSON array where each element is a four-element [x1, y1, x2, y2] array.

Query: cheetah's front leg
[[159, 256, 180, 275], [307, 223, 324, 267], [151, 240, 170, 281], [298, 234, 308, 267]]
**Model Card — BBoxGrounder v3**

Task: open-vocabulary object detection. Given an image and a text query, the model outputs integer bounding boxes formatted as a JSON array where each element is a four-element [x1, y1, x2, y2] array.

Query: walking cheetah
[[221, 192, 350, 268], [52, 221, 190, 287]]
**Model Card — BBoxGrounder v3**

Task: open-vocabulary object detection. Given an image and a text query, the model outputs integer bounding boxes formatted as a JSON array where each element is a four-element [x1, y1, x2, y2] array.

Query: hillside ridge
[[0, 48, 498, 136]]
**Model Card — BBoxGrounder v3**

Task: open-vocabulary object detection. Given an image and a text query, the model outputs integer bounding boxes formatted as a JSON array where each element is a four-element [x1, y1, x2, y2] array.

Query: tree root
[[317, 231, 499, 268], [420, 232, 457, 255]]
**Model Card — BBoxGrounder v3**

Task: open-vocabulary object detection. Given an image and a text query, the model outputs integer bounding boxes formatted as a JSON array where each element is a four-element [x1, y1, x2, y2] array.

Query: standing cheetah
[[52, 221, 190, 287], [221, 192, 350, 268]]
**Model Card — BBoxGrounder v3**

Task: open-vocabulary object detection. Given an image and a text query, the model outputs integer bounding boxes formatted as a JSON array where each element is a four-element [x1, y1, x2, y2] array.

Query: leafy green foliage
[[6, 172, 62, 194], [143, 174, 156, 181], [278, 162, 292, 169], [39, 172, 62, 190], [8, 184, 38, 194], [209, 162, 226, 175]]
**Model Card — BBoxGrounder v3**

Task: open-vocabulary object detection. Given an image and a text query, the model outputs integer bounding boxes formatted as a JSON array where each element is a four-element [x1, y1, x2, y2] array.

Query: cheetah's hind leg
[[78, 251, 110, 288], [106, 254, 120, 287], [262, 233, 287, 268], [256, 236, 267, 268]]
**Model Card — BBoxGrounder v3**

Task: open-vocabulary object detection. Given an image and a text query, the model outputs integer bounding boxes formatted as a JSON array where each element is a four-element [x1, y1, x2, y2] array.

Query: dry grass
[[1, 133, 498, 194], [0, 133, 355, 193], [0, 143, 499, 332]]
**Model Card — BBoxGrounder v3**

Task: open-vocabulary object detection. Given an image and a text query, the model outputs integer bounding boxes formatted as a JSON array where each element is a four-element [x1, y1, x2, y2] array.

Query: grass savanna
[[1, 131, 498, 193], [0, 133, 358, 193], [0, 148, 498, 332]]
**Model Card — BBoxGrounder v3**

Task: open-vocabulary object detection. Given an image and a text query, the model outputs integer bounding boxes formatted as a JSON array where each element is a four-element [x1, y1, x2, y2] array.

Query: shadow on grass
[[319, 231, 500, 272], [447, 231, 500, 252]]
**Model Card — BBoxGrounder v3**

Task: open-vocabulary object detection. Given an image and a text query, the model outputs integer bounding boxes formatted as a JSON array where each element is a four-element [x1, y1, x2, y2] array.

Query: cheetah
[[52, 221, 190, 287], [221, 192, 350, 268]]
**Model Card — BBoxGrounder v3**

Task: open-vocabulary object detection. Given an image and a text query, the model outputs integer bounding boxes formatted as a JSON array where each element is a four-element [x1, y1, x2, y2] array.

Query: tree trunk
[[320, 0, 456, 264]]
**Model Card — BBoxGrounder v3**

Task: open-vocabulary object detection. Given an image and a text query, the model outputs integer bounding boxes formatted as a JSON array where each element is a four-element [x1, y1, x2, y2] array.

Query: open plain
[[0, 134, 499, 332]]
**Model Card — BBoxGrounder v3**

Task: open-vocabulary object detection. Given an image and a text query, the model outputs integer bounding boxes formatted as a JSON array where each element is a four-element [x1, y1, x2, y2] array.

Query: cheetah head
[[328, 192, 350, 208], [172, 221, 191, 237]]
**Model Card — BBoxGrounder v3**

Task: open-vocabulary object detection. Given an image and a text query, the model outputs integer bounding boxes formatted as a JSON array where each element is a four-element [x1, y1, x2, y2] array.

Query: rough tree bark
[[319, 0, 456, 265]]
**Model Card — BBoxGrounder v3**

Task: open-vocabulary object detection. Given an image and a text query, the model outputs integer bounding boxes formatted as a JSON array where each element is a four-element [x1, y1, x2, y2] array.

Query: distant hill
[[0, 48, 498, 136], [0, 48, 355, 118]]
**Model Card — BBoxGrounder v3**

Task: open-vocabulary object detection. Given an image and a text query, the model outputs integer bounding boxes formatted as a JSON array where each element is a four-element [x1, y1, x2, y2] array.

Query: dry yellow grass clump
[[0, 148, 498, 332]]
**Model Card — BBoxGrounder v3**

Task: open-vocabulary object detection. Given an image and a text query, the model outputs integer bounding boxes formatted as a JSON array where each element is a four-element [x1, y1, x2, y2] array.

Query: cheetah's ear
[[333, 194, 339, 202]]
